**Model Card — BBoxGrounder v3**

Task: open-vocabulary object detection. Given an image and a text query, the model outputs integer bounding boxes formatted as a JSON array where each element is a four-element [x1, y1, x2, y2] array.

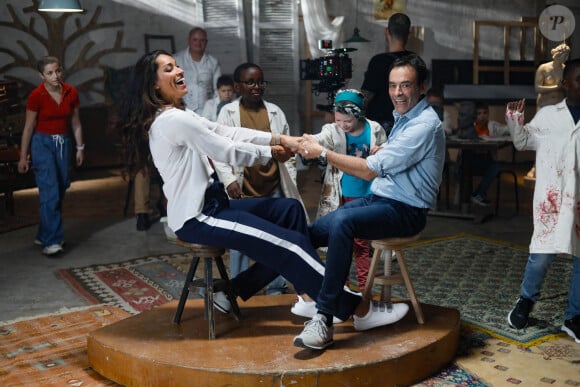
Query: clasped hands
[[271, 134, 325, 163]]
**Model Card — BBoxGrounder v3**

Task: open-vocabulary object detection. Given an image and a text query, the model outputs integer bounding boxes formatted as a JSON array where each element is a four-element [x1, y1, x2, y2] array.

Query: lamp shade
[[344, 28, 370, 43], [38, 0, 83, 12]]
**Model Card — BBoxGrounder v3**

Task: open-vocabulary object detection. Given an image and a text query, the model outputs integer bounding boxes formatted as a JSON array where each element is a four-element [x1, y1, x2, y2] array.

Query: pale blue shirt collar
[[366, 96, 445, 209], [389, 97, 430, 139]]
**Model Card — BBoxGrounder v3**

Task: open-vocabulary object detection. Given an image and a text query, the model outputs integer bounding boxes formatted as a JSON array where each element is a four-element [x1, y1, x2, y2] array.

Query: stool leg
[[215, 257, 241, 320], [382, 249, 393, 302], [173, 257, 200, 324], [395, 251, 425, 324], [204, 257, 216, 340], [364, 247, 383, 300]]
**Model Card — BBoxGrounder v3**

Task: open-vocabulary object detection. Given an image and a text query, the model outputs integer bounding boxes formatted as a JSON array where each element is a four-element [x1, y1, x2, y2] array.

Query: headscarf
[[333, 89, 365, 120]]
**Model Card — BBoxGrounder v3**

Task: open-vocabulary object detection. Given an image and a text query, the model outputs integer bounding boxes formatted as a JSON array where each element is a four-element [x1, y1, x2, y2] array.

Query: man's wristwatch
[[318, 148, 328, 164]]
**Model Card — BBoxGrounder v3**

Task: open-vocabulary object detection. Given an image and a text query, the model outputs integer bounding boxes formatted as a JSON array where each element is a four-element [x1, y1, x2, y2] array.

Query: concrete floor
[[0, 164, 534, 322]]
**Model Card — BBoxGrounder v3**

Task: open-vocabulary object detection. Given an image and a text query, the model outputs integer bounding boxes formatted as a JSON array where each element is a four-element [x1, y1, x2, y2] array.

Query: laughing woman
[[116, 51, 375, 326]]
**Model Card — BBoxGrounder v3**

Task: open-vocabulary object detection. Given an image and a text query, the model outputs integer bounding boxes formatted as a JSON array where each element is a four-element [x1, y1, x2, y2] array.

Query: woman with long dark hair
[[118, 50, 402, 350]]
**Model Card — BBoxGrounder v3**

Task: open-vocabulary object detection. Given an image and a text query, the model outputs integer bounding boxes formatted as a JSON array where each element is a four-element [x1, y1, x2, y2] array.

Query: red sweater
[[26, 82, 79, 135]]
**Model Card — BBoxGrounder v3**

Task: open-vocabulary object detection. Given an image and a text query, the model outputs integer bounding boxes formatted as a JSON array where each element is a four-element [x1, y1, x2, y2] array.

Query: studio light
[[38, 0, 84, 13], [344, 0, 370, 43], [345, 27, 370, 43]]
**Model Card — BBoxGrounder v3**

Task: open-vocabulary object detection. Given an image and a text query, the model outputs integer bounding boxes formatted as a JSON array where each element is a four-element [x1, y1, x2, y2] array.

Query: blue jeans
[[520, 253, 580, 320], [31, 133, 71, 246], [228, 190, 288, 295], [308, 194, 427, 316]]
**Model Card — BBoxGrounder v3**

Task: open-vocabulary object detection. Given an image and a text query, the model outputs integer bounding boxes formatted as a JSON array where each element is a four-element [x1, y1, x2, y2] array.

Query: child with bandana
[[291, 89, 387, 317]]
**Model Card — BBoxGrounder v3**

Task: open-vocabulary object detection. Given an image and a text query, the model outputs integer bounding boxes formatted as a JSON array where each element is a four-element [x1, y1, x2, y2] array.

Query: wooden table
[[430, 136, 513, 221]]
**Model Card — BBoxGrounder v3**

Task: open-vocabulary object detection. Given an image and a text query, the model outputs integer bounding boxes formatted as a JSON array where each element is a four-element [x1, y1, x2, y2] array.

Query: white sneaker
[[35, 240, 65, 247], [213, 291, 231, 314], [290, 295, 344, 323], [353, 301, 409, 331], [293, 314, 334, 350], [160, 217, 178, 243], [42, 244, 63, 256]]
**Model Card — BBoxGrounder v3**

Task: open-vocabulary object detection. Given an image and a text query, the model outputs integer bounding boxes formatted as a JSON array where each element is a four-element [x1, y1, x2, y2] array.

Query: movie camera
[[299, 40, 356, 111]]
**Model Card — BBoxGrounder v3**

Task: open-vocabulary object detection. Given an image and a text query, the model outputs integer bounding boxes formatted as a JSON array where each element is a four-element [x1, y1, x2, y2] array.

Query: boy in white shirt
[[201, 75, 235, 121]]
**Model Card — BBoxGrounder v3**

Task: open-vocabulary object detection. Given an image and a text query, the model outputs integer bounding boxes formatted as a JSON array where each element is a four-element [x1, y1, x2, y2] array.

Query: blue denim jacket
[[366, 98, 445, 208]]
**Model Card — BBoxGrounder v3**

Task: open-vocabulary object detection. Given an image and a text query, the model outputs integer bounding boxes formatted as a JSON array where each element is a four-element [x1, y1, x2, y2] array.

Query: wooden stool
[[363, 234, 425, 324], [174, 240, 241, 339]]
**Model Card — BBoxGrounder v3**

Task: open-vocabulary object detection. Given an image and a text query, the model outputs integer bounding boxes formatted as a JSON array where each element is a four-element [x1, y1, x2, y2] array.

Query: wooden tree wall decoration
[[0, 0, 136, 102]]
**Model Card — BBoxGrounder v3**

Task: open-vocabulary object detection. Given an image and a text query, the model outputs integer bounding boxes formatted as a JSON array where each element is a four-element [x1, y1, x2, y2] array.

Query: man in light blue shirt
[[295, 54, 445, 350], [367, 98, 444, 209]]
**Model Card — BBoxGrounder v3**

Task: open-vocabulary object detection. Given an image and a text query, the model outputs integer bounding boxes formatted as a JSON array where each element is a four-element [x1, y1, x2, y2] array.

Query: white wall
[[325, 0, 551, 91], [0, 0, 197, 105], [1, 0, 578, 114]]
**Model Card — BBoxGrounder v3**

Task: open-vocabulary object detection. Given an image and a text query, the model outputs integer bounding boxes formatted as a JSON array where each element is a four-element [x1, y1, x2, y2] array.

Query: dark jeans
[[309, 195, 427, 316]]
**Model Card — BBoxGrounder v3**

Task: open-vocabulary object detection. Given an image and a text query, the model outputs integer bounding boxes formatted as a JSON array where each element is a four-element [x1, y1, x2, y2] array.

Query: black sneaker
[[561, 315, 580, 343], [507, 296, 534, 329]]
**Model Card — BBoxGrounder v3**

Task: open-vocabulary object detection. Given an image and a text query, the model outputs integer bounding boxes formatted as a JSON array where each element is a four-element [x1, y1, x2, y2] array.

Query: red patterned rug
[[58, 253, 193, 314]]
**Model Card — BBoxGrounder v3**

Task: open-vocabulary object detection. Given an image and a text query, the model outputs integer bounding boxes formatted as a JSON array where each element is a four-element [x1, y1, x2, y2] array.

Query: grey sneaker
[[293, 314, 334, 350], [507, 297, 534, 329]]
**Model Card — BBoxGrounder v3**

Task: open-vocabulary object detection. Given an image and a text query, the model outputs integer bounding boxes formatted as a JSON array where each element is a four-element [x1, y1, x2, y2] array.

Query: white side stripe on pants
[[196, 213, 326, 276]]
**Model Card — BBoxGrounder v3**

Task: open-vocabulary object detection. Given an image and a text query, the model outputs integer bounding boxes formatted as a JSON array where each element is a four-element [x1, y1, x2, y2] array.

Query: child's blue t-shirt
[[341, 122, 372, 198]]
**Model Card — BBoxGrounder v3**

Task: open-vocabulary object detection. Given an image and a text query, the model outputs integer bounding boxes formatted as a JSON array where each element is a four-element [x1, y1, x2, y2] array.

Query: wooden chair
[[174, 240, 241, 339], [364, 234, 425, 324]]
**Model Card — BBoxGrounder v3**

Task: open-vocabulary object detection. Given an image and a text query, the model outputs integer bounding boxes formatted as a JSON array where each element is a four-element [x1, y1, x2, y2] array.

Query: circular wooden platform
[[88, 294, 460, 386]]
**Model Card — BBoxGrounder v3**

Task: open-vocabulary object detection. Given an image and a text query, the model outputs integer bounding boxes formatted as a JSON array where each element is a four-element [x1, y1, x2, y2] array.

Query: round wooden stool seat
[[364, 234, 424, 324], [176, 240, 225, 257], [371, 234, 421, 250], [174, 239, 240, 339]]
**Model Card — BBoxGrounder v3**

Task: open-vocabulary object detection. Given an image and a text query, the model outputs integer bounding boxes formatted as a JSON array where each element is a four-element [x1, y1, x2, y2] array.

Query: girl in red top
[[18, 56, 84, 256]]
